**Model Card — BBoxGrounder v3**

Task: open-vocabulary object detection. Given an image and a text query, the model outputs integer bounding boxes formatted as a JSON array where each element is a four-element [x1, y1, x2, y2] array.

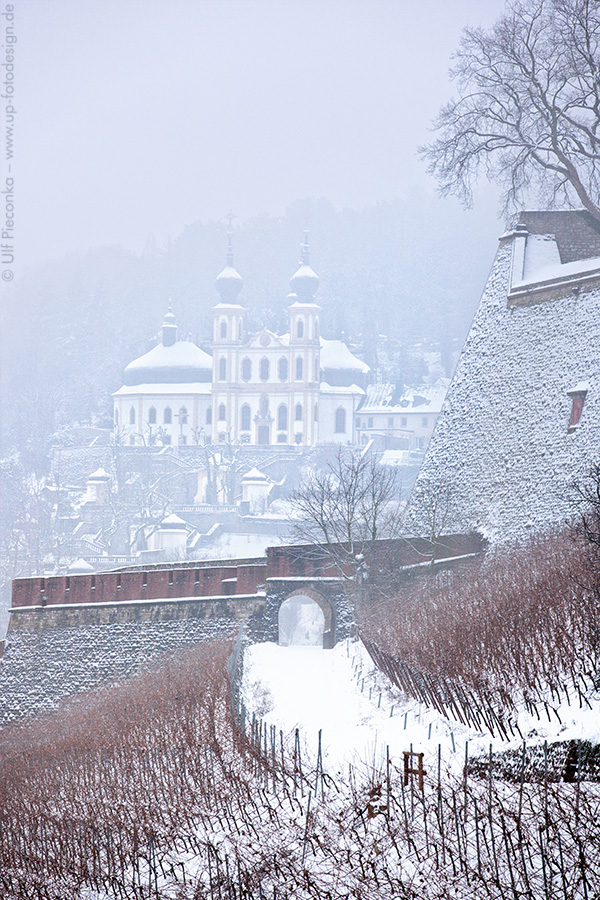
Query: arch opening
[[278, 590, 333, 648]]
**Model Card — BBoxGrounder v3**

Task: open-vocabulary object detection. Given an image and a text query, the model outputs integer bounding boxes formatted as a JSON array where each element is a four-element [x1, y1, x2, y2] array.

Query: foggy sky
[[13, 0, 506, 271]]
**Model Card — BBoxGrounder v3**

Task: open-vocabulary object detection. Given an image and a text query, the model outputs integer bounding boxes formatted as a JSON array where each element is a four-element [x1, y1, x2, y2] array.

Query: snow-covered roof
[[113, 382, 212, 397], [242, 467, 270, 481], [159, 514, 188, 529], [514, 232, 600, 289], [320, 339, 370, 374], [361, 379, 449, 414], [123, 340, 212, 386], [319, 382, 365, 395], [88, 468, 110, 480]]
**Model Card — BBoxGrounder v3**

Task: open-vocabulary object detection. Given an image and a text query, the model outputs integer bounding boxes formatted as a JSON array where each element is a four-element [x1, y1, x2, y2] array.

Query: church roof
[[123, 340, 212, 386], [320, 338, 370, 374]]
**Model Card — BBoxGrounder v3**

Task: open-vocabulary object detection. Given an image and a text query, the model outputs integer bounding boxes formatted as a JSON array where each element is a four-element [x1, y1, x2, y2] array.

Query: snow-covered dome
[[216, 228, 244, 302], [124, 307, 212, 386], [290, 232, 319, 299]]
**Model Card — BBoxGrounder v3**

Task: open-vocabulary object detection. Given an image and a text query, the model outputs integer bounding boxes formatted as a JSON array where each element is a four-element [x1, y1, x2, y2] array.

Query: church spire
[[215, 213, 244, 303], [290, 231, 319, 300]]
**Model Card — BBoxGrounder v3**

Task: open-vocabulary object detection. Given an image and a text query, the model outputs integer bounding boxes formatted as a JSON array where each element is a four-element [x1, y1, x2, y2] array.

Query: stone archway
[[278, 588, 335, 649]]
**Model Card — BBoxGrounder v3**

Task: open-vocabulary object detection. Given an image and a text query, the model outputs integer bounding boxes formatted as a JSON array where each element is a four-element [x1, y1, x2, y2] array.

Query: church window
[[148, 406, 157, 425], [335, 407, 346, 434], [277, 404, 288, 431], [129, 407, 136, 425], [260, 357, 270, 381], [241, 357, 251, 381], [241, 404, 251, 430], [219, 357, 227, 380], [295, 403, 303, 421], [179, 406, 188, 424], [401, 417, 407, 427], [295, 357, 303, 380], [368, 417, 373, 428], [388, 417, 394, 428], [218, 403, 226, 421], [567, 383, 588, 432], [164, 407, 172, 425], [206, 407, 212, 425], [297, 318, 304, 338], [220, 320, 227, 339], [422, 417, 429, 428], [278, 357, 288, 381], [259, 394, 269, 417]]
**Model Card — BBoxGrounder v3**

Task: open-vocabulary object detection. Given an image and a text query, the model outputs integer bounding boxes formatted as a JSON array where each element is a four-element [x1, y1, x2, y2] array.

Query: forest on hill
[[0, 195, 497, 470]]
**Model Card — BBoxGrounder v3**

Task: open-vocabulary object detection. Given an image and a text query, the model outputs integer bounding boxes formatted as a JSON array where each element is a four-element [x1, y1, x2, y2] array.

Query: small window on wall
[[388, 417, 394, 428], [295, 403, 303, 421], [297, 319, 304, 338], [401, 417, 407, 428], [164, 407, 172, 425], [277, 434, 287, 443], [163, 434, 172, 445], [179, 406, 188, 424], [206, 407, 212, 425], [567, 382, 588, 432], [259, 394, 269, 417], [335, 408, 346, 433], [295, 357, 303, 379], [241, 358, 251, 381], [220, 320, 227, 339], [368, 417, 373, 428], [278, 404, 288, 431], [260, 358, 270, 381], [218, 404, 226, 421], [422, 417, 429, 428], [241, 404, 251, 431], [219, 358, 227, 380], [129, 407, 136, 425], [148, 407, 157, 425], [278, 357, 288, 381]]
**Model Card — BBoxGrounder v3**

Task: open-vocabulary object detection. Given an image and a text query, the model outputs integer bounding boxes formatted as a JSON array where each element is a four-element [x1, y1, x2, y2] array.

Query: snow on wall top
[[405, 221, 600, 543]]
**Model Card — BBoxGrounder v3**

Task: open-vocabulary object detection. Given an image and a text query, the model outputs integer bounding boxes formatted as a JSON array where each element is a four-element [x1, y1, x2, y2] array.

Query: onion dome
[[216, 226, 244, 302], [290, 231, 319, 300], [123, 306, 212, 385]]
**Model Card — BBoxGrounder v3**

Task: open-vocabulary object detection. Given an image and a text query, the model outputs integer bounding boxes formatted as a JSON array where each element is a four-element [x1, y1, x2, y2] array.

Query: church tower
[[212, 223, 246, 441], [287, 232, 322, 445]]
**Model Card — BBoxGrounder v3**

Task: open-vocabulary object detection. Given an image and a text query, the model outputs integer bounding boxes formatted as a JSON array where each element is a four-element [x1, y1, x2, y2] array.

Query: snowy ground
[[242, 639, 600, 779]]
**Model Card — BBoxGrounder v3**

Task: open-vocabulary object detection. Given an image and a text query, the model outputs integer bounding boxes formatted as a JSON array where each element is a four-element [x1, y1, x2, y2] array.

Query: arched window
[[295, 357, 303, 380], [278, 357, 288, 381], [179, 406, 188, 424], [277, 404, 288, 431], [218, 357, 227, 380], [297, 318, 304, 338], [206, 407, 212, 425], [129, 407, 136, 425], [241, 358, 251, 381], [295, 403, 303, 421], [260, 357, 270, 381], [164, 407, 172, 425], [259, 394, 269, 417], [335, 407, 346, 433], [218, 403, 226, 421], [220, 320, 227, 339], [148, 406, 156, 425], [241, 404, 251, 431]]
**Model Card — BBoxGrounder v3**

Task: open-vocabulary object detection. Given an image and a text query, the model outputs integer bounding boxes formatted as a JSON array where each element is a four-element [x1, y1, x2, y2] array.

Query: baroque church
[[113, 234, 370, 447]]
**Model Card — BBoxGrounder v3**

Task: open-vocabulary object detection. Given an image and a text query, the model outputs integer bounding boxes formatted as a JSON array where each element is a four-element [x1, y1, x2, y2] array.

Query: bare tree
[[289, 447, 403, 581], [570, 462, 600, 551], [421, 0, 600, 222]]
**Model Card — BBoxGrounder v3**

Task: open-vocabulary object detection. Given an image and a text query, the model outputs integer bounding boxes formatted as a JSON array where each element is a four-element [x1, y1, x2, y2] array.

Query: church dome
[[290, 232, 319, 299], [123, 306, 212, 385], [215, 225, 244, 302]]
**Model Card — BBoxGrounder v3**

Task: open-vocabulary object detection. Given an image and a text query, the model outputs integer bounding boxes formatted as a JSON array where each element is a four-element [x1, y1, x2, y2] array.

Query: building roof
[[123, 340, 213, 386], [361, 379, 449, 414], [517, 210, 600, 264], [113, 382, 212, 397], [320, 338, 370, 374]]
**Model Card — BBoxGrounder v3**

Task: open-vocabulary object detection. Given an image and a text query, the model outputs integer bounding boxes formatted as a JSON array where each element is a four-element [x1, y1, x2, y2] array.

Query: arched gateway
[[278, 588, 333, 648]]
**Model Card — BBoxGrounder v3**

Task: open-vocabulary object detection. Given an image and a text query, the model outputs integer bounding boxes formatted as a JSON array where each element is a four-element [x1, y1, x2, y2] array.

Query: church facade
[[113, 235, 369, 447]]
